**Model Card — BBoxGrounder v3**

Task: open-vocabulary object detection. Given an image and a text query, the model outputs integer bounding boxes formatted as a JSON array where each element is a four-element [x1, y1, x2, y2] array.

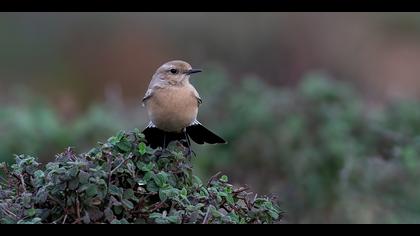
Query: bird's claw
[[185, 148, 196, 159]]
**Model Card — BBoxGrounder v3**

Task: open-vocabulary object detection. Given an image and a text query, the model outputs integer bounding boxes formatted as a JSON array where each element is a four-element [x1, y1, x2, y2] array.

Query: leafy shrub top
[[0, 129, 281, 224]]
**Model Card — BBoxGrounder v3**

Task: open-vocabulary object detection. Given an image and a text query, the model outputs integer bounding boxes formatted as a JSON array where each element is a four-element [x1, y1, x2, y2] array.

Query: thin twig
[[253, 193, 258, 203], [76, 193, 81, 222], [0, 176, 8, 187], [233, 186, 250, 195], [207, 171, 222, 187], [0, 206, 17, 219], [0, 175, 8, 183], [202, 206, 211, 224], [107, 156, 113, 186], [62, 214, 68, 224], [149, 201, 166, 212], [48, 194, 65, 208], [51, 215, 64, 224], [1, 163, 9, 176], [72, 219, 81, 224], [110, 153, 133, 175], [132, 201, 166, 214], [19, 174, 27, 193]]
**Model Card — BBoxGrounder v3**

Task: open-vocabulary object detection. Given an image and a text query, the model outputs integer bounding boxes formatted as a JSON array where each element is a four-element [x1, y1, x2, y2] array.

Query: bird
[[141, 60, 227, 155]]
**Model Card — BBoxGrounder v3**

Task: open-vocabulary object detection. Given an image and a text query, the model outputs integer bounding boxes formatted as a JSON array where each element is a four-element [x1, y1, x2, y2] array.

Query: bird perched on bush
[[141, 60, 226, 154]]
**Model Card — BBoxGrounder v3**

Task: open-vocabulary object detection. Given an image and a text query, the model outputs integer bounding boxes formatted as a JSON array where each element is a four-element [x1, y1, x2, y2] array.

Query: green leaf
[[35, 188, 48, 204], [227, 212, 240, 223], [143, 171, 154, 181], [225, 186, 233, 194], [180, 188, 187, 197], [108, 136, 119, 145], [104, 208, 114, 222], [26, 208, 37, 217], [18, 217, 42, 224], [22, 193, 32, 208], [193, 175, 203, 186], [138, 142, 147, 156], [210, 206, 223, 218], [123, 189, 135, 200], [117, 139, 132, 153], [226, 194, 235, 205], [113, 205, 123, 215], [137, 179, 147, 186], [78, 171, 90, 184], [111, 219, 129, 224], [34, 170, 44, 179], [149, 212, 163, 219], [154, 172, 168, 188], [146, 181, 159, 193], [218, 191, 228, 198], [200, 187, 209, 197], [109, 185, 123, 198], [33, 170, 45, 187], [159, 190, 168, 202], [139, 162, 155, 172], [133, 128, 145, 139], [121, 199, 134, 210], [68, 178, 79, 190], [84, 184, 98, 197], [68, 166, 79, 178], [268, 210, 279, 220], [167, 215, 181, 224], [220, 175, 228, 183]]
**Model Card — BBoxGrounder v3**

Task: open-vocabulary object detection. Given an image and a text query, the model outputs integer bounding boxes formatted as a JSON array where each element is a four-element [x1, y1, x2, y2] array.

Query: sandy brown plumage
[[141, 60, 226, 150]]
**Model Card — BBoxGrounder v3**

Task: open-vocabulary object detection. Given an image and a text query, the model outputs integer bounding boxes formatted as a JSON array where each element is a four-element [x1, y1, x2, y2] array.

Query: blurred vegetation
[[194, 71, 420, 223], [0, 104, 125, 163], [2, 72, 420, 223]]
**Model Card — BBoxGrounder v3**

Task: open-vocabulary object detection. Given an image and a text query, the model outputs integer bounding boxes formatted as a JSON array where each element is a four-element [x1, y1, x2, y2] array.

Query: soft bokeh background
[[3, 12, 420, 223]]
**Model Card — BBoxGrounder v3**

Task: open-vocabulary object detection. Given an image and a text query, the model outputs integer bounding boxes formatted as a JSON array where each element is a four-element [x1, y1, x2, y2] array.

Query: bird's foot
[[154, 147, 171, 157], [184, 148, 196, 159], [154, 149, 163, 157]]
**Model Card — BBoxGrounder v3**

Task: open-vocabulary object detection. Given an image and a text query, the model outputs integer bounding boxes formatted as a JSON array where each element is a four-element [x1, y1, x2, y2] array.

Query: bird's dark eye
[[169, 69, 178, 74]]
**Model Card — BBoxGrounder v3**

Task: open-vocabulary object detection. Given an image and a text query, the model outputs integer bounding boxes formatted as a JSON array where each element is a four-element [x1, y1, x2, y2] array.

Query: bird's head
[[153, 60, 202, 85]]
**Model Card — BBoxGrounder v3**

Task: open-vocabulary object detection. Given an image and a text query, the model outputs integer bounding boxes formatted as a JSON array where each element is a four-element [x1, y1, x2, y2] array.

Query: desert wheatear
[[142, 60, 226, 154]]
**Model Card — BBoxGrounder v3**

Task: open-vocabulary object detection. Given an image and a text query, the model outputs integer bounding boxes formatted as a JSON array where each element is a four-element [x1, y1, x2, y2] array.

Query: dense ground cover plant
[[0, 130, 281, 224]]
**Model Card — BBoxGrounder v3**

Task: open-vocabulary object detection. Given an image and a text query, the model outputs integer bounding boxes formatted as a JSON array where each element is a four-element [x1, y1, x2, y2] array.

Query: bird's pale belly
[[146, 87, 198, 132]]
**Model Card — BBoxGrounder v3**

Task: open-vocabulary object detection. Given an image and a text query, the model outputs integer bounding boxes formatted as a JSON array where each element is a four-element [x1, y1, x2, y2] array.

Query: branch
[[19, 174, 27, 192], [48, 194, 65, 208], [202, 206, 211, 224], [110, 153, 133, 176], [0, 206, 17, 219], [233, 186, 250, 195], [207, 171, 222, 187], [75, 192, 81, 223]]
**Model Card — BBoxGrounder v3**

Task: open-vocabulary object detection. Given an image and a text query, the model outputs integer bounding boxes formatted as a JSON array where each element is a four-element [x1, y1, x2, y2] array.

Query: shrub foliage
[[0, 130, 281, 224]]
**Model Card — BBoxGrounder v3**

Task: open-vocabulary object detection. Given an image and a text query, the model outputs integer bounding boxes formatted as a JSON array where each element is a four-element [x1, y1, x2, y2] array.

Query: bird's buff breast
[[146, 86, 198, 132]]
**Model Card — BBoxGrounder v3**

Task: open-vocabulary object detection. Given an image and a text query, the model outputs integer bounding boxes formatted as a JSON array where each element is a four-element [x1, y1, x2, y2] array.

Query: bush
[[0, 130, 281, 224]]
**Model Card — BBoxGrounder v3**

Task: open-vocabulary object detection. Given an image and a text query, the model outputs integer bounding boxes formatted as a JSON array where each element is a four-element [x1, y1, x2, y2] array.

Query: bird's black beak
[[186, 69, 202, 75]]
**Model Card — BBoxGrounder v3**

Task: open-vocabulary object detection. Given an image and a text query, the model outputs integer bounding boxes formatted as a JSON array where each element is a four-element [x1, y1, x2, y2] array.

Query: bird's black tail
[[142, 122, 226, 149], [142, 126, 185, 149], [185, 123, 227, 145]]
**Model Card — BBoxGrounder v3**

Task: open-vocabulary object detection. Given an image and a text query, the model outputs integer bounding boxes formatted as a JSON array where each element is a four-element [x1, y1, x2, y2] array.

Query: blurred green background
[[3, 12, 420, 223]]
